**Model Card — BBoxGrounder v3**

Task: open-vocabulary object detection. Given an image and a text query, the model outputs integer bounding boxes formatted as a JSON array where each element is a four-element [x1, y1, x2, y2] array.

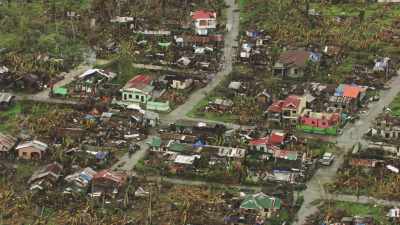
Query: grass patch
[[389, 93, 400, 117], [0, 102, 23, 133], [97, 58, 149, 86], [186, 97, 238, 123], [329, 201, 389, 224]]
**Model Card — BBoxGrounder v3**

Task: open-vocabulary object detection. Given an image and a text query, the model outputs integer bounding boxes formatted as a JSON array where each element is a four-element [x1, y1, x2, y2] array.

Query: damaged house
[[240, 192, 281, 219], [73, 69, 116, 96], [16, 140, 48, 160], [330, 84, 366, 112], [92, 170, 128, 194], [249, 132, 285, 152], [120, 74, 170, 112], [28, 162, 63, 191], [65, 167, 97, 188], [273, 50, 320, 78], [367, 115, 400, 141], [266, 95, 307, 126], [164, 75, 193, 90], [0, 93, 15, 109], [0, 132, 17, 158]]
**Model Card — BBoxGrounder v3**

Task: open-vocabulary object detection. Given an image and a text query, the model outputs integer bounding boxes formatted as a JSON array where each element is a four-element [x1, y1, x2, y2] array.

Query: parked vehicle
[[319, 152, 335, 166]]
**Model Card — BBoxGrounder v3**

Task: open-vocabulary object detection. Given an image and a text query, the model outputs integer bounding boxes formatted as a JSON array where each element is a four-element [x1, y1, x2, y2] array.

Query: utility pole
[[148, 190, 152, 225]]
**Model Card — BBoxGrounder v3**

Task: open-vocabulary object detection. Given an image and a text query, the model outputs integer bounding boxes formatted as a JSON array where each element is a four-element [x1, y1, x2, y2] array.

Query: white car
[[320, 152, 335, 166]]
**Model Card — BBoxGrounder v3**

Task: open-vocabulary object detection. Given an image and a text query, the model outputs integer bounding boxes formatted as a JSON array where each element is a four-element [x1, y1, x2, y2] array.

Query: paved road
[[162, 0, 239, 123], [144, 176, 262, 191], [5, 65, 91, 105], [332, 194, 400, 207], [112, 0, 241, 172], [111, 135, 155, 171], [294, 74, 400, 225], [161, 116, 255, 130]]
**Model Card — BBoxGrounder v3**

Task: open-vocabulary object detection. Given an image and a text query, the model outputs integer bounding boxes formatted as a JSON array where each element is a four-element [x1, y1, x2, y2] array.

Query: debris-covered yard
[[136, 121, 337, 187], [188, 1, 399, 129], [303, 201, 391, 225]]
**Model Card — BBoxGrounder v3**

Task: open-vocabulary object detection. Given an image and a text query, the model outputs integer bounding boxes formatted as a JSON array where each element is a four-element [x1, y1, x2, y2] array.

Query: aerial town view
[[1, 0, 400, 224]]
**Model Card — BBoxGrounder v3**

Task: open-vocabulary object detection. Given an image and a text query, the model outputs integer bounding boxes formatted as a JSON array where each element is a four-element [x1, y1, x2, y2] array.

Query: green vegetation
[[187, 97, 239, 123], [0, 102, 22, 132], [329, 201, 389, 224], [0, 1, 90, 75], [239, 0, 400, 82], [389, 93, 400, 117], [0, 101, 70, 135]]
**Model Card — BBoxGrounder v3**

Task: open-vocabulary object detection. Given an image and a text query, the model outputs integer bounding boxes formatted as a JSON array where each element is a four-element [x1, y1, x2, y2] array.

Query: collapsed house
[[28, 162, 64, 191], [164, 75, 193, 90], [367, 114, 400, 141], [0, 93, 15, 109], [0, 132, 18, 157], [65, 167, 97, 188], [72, 69, 116, 97], [91, 170, 128, 194]]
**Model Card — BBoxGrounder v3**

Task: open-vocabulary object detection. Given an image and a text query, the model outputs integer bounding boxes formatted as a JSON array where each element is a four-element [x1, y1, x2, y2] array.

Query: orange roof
[[343, 85, 362, 98]]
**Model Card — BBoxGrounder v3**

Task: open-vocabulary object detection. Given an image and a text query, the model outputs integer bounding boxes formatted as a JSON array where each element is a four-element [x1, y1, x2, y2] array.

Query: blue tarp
[[95, 152, 108, 160]]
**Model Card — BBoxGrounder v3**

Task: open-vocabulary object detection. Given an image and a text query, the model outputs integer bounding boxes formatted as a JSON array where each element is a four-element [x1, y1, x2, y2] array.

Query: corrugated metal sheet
[[0, 133, 17, 152], [0, 93, 14, 104]]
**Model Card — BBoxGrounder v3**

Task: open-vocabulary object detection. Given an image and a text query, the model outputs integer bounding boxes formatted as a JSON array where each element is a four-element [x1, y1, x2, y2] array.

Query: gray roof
[[0, 133, 17, 153], [0, 93, 14, 104]]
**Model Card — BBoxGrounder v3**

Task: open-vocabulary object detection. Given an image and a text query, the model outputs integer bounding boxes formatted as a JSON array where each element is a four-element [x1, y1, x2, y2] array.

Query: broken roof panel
[[0, 93, 14, 104], [123, 75, 154, 92], [240, 192, 281, 210], [16, 140, 48, 152], [93, 170, 127, 186], [278, 50, 311, 68], [174, 155, 200, 165], [0, 133, 17, 153]]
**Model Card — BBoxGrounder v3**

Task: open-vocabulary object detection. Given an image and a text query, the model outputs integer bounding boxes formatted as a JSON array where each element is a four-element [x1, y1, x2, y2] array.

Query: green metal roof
[[148, 136, 161, 147], [158, 42, 171, 48], [240, 193, 281, 210], [53, 87, 68, 96], [168, 142, 187, 152]]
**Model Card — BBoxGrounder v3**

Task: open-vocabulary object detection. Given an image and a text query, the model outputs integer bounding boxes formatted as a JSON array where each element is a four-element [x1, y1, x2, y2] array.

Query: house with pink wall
[[299, 110, 340, 129]]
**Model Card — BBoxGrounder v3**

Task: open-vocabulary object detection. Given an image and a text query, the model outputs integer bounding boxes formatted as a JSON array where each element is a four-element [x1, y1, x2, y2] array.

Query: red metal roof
[[124, 75, 153, 90], [282, 96, 300, 109], [191, 10, 216, 20], [250, 132, 284, 146], [250, 137, 269, 145], [267, 96, 301, 112], [270, 133, 285, 145], [267, 100, 285, 113]]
